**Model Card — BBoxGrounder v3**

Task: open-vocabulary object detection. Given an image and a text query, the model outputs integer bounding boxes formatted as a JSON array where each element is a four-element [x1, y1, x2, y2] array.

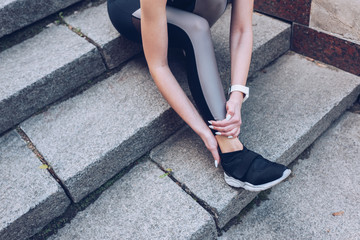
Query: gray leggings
[[107, 0, 228, 121]]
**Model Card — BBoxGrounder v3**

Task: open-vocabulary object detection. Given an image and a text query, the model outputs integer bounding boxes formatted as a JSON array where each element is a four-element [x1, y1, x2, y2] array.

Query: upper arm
[[231, 0, 254, 33], [140, 0, 169, 73]]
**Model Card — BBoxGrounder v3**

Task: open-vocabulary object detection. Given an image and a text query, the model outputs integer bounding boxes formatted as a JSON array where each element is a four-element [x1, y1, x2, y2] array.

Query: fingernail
[[214, 160, 218, 168], [226, 114, 231, 121], [208, 125, 214, 129], [228, 136, 233, 139], [215, 132, 221, 135], [208, 120, 212, 124]]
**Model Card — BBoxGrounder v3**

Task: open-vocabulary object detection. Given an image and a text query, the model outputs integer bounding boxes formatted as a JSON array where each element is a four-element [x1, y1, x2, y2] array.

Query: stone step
[[64, 2, 142, 69], [48, 159, 218, 240], [0, 0, 82, 38], [0, 24, 106, 135], [18, 8, 291, 204], [0, 5, 287, 136], [0, 130, 71, 240], [149, 52, 360, 228], [43, 53, 359, 240], [219, 111, 360, 239], [0, 2, 142, 136]]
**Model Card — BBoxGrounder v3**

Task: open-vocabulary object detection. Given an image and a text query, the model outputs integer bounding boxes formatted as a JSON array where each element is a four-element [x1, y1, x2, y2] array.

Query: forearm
[[229, 0, 254, 103], [230, 31, 253, 87], [229, 31, 252, 102]]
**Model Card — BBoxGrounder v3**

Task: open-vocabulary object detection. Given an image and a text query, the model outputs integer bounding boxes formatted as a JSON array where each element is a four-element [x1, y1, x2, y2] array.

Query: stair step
[[18, 9, 291, 203], [0, 130, 70, 240], [0, 6, 289, 136], [0, 24, 106, 135], [0, 0, 82, 38], [48, 159, 217, 240], [20, 57, 187, 203], [219, 112, 360, 239], [213, 11, 291, 82], [64, 2, 142, 69], [149, 52, 360, 228]]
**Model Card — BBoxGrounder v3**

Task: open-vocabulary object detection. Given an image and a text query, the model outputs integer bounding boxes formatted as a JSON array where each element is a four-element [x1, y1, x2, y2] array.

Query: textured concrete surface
[[18, 11, 291, 203], [0, 24, 106, 135], [150, 52, 360, 228], [65, 2, 142, 69], [219, 112, 360, 240], [20, 57, 187, 202], [239, 52, 359, 166], [0, 130, 70, 240], [310, 0, 360, 43], [212, 9, 291, 89], [150, 128, 258, 228], [48, 159, 217, 240], [249, 12, 291, 78], [0, 0, 82, 38]]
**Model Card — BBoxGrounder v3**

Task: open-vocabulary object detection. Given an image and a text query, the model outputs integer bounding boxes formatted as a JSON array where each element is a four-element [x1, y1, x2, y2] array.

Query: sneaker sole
[[224, 169, 292, 192]]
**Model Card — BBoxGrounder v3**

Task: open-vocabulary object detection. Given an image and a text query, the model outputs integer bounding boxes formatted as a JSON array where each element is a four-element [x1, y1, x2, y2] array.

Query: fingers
[[209, 115, 242, 137], [209, 116, 241, 127], [208, 100, 242, 137], [206, 143, 220, 167], [209, 123, 238, 133], [211, 148, 220, 168], [215, 126, 239, 137], [234, 127, 240, 138], [201, 132, 221, 168], [209, 112, 241, 128]]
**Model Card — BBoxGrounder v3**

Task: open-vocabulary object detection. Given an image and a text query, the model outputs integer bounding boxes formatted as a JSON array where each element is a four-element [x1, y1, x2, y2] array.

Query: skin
[[140, 0, 254, 165]]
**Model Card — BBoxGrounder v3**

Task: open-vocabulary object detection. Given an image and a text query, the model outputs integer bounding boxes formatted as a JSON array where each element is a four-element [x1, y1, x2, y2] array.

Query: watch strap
[[229, 85, 249, 102]]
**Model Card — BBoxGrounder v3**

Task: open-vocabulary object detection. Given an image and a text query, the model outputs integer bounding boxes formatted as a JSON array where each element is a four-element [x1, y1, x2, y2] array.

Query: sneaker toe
[[244, 156, 287, 185]]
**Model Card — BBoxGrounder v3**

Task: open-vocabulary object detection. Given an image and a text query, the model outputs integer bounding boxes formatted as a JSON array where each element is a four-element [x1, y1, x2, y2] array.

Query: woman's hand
[[209, 92, 244, 138], [199, 129, 220, 166]]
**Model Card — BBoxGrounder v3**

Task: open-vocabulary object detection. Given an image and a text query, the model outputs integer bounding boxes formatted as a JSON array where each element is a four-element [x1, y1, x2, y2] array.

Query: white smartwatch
[[228, 85, 249, 102]]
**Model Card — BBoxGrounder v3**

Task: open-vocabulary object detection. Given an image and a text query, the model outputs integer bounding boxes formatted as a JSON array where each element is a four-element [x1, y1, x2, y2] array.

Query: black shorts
[[107, 0, 196, 43], [107, 0, 228, 122]]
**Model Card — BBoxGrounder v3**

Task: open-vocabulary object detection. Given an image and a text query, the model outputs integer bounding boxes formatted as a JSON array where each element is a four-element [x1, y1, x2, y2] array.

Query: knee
[[193, 0, 227, 27], [188, 17, 210, 33]]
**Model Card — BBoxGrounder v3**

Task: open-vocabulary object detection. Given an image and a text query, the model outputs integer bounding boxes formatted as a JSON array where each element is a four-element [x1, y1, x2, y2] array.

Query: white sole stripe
[[224, 169, 292, 192]]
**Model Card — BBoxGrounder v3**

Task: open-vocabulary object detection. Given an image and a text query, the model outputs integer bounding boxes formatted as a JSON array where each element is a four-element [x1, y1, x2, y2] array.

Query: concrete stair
[[0, 0, 82, 38], [0, 2, 359, 240], [0, 1, 142, 135], [219, 111, 360, 239], [149, 52, 360, 228], [43, 52, 360, 240], [0, 4, 291, 239], [0, 131, 70, 240]]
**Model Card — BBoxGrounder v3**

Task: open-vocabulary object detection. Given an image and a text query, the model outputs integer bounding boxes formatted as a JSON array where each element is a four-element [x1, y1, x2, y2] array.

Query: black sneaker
[[220, 146, 291, 191]]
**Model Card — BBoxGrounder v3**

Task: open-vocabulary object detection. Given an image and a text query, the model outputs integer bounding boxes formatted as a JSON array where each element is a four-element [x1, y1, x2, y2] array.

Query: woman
[[107, 0, 291, 191]]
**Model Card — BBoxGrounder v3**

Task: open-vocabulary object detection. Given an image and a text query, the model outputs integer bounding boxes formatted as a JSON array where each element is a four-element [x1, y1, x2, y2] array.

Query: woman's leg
[[132, 5, 227, 122], [107, 0, 141, 43], [108, 0, 227, 121], [109, 0, 242, 152], [159, 6, 245, 153], [193, 0, 228, 27], [108, 0, 291, 191]]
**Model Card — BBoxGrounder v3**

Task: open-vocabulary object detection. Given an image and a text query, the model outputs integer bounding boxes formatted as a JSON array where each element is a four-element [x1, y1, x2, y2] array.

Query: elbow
[[231, 27, 253, 43], [232, 26, 253, 38], [148, 63, 170, 80]]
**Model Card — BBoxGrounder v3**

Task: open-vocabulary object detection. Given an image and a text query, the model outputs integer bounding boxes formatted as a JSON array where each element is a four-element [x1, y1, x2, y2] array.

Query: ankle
[[215, 135, 243, 153]]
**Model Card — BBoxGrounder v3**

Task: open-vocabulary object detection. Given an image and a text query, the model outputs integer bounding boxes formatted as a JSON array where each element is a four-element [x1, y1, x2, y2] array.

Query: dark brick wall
[[292, 24, 360, 76], [253, 0, 360, 76], [254, 0, 312, 25]]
